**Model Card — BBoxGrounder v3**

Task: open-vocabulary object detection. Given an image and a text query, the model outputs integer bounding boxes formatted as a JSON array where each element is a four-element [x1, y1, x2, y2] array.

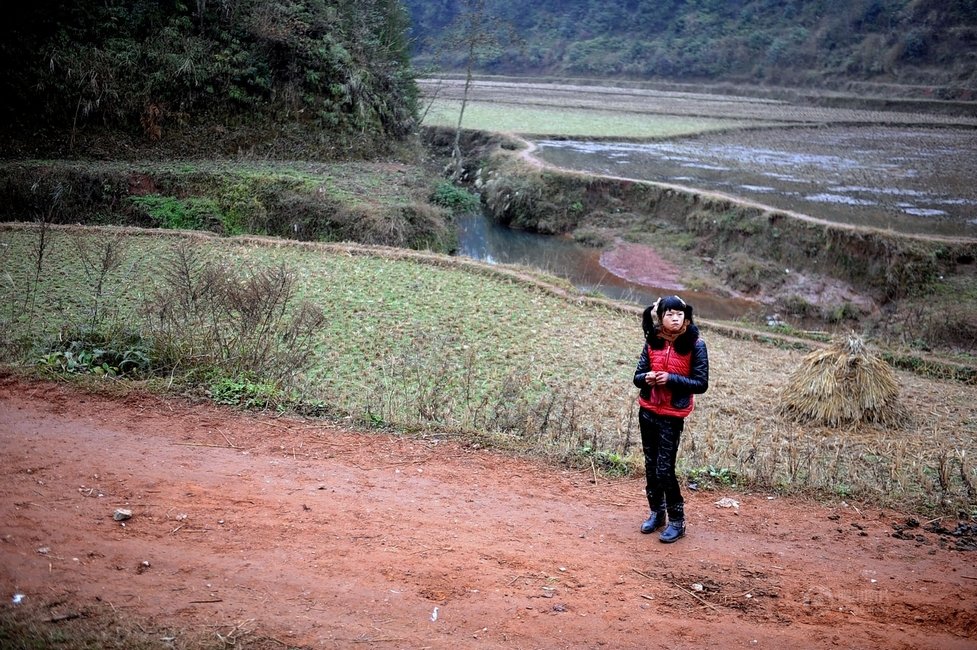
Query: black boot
[[640, 510, 667, 534], [659, 519, 686, 543]]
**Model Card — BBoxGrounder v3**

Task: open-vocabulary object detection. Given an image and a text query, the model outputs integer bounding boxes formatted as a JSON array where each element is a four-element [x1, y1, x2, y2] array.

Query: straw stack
[[779, 333, 905, 427]]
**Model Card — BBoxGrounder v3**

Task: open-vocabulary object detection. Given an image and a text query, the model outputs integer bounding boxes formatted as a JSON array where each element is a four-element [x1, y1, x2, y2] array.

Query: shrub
[[430, 181, 481, 214], [572, 226, 611, 248], [128, 195, 222, 231], [482, 172, 547, 229], [140, 242, 326, 384], [722, 252, 782, 293]]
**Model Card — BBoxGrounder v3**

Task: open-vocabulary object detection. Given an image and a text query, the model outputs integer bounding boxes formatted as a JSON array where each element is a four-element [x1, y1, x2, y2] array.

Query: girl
[[633, 295, 709, 543]]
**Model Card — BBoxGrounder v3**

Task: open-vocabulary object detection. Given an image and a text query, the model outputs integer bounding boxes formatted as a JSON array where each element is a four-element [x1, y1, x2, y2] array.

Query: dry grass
[[0, 601, 178, 649], [682, 335, 975, 511], [0, 598, 272, 649], [778, 333, 906, 427]]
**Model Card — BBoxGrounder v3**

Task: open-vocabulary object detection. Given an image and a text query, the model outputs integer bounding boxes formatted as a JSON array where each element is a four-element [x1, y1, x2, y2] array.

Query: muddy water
[[535, 126, 977, 239], [455, 212, 759, 320]]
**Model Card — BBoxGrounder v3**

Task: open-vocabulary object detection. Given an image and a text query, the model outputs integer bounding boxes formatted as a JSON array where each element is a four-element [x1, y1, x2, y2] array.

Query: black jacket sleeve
[[667, 339, 709, 394], [633, 344, 651, 389]]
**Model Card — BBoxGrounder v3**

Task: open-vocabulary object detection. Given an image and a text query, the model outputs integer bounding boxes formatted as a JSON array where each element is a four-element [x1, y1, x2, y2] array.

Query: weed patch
[[36, 327, 151, 379], [128, 195, 221, 231], [209, 374, 283, 410], [685, 465, 738, 490]]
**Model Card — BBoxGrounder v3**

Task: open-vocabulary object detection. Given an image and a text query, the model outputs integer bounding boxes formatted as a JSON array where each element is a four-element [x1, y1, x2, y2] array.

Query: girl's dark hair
[[641, 304, 658, 341]]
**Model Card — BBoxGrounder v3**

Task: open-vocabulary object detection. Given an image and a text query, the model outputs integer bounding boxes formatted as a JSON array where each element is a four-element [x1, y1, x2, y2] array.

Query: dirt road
[[1, 375, 974, 649]]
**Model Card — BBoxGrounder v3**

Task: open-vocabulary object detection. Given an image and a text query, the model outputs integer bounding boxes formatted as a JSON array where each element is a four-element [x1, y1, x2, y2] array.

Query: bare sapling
[[71, 233, 127, 332], [439, 0, 521, 181], [25, 182, 65, 333]]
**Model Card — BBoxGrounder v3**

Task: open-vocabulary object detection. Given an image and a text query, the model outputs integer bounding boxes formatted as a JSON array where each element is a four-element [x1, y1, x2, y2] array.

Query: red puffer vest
[[638, 341, 695, 418]]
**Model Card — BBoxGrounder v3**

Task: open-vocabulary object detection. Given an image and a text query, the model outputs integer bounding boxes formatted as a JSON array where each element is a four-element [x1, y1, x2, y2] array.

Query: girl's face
[[661, 309, 686, 334]]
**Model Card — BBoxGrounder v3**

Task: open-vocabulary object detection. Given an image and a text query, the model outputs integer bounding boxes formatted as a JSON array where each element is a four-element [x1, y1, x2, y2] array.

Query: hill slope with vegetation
[[0, 0, 418, 158], [407, 0, 977, 97]]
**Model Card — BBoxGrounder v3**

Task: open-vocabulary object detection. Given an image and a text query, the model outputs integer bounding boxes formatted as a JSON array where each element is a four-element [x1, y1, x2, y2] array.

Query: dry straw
[[779, 333, 907, 427]]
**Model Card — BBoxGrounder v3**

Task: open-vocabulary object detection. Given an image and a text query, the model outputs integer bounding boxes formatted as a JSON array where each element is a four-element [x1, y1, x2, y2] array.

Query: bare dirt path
[[1, 375, 975, 649]]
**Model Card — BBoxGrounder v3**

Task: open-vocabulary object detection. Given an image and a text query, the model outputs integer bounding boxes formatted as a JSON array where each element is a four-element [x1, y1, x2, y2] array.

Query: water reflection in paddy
[[535, 127, 977, 238]]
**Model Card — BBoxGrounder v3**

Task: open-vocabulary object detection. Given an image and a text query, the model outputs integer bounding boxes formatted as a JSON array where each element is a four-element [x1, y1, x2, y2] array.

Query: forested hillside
[[406, 0, 977, 97], [0, 0, 418, 157]]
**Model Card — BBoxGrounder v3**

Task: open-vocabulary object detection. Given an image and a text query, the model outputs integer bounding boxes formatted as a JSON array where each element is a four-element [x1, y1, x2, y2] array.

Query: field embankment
[[0, 160, 456, 253]]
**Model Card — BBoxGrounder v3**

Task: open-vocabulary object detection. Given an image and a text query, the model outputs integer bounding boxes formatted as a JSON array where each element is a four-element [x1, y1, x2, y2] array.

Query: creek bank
[[425, 127, 977, 354]]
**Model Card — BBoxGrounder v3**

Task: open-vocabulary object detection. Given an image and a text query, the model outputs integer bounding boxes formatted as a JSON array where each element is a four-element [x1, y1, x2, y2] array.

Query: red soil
[[600, 241, 686, 291], [1, 375, 975, 649]]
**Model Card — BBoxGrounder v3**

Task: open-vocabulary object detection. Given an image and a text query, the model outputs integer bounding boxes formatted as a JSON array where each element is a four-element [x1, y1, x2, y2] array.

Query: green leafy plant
[[578, 445, 632, 477], [128, 195, 221, 231], [686, 465, 737, 489], [430, 181, 481, 213], [209, 375, 281, 409], [36, 328, 151, 378]]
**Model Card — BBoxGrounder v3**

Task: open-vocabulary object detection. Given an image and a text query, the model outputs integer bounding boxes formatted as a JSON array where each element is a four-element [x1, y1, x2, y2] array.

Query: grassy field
[[3, 224, 974, 514], [417, 78, 977, 136], [421, 98, 756, 138]]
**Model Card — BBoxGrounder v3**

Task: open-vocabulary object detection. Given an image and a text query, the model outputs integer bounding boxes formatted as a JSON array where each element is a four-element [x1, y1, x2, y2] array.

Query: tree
[[438, 0, 519, 180], [0, 0, 418, 152]]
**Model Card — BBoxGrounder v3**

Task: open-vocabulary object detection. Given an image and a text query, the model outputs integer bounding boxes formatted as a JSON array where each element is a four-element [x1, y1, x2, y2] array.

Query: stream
[[454, 211, 759, 321]]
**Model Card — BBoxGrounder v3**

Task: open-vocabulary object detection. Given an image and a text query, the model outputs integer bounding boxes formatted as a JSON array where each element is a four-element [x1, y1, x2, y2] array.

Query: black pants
[[639, 409, 685, 521]]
